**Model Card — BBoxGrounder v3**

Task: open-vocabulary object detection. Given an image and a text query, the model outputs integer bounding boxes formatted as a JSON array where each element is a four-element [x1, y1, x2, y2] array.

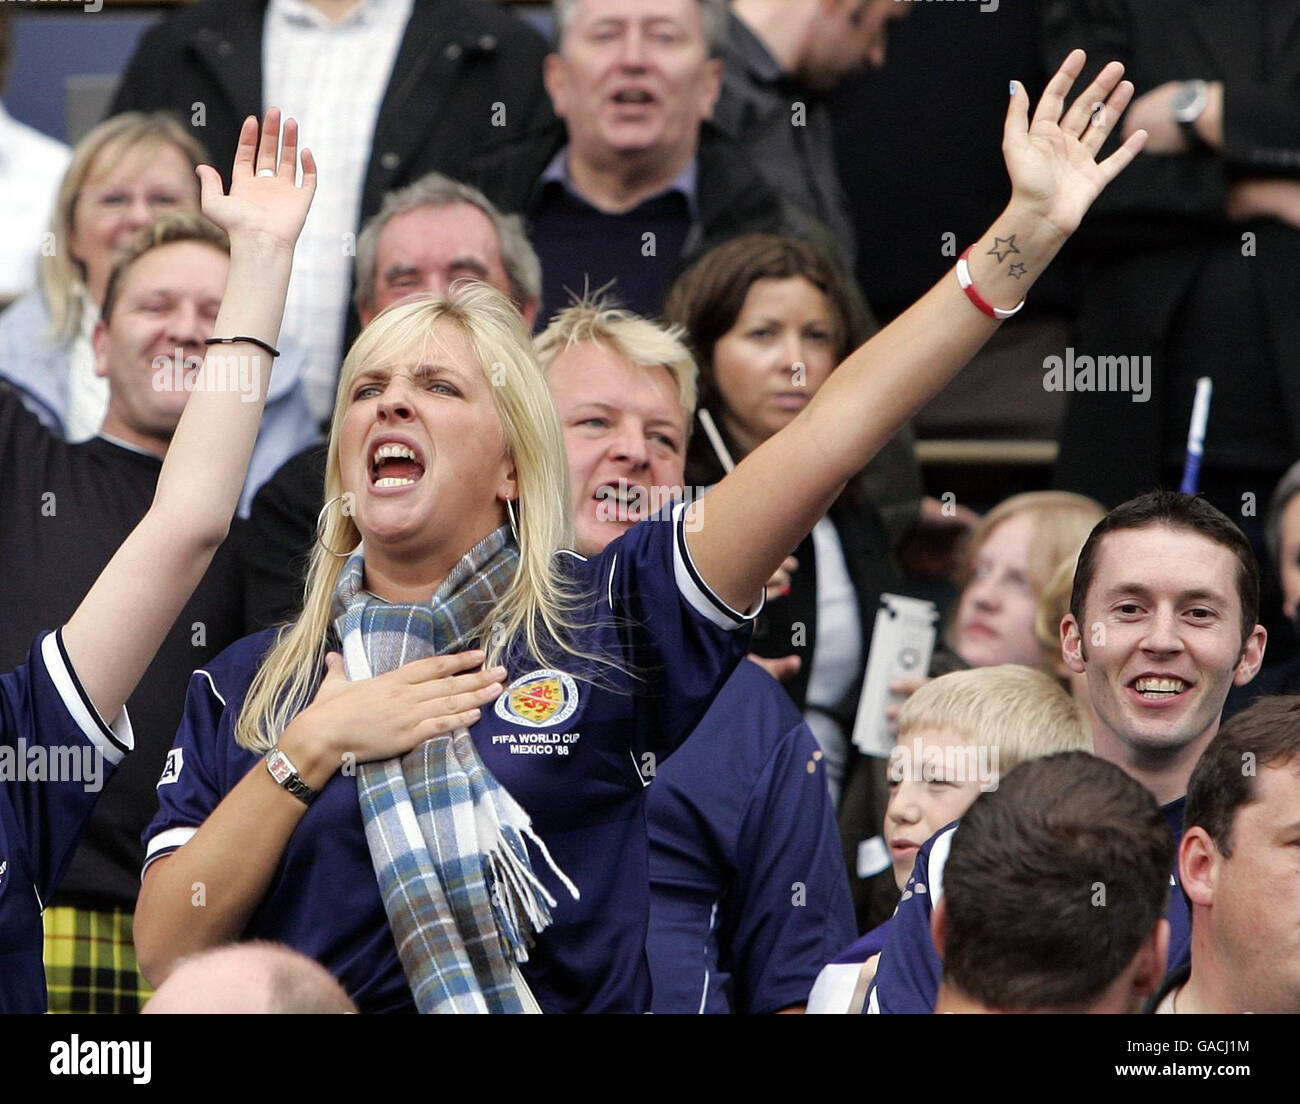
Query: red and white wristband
[[956, 246, 1026, 320]]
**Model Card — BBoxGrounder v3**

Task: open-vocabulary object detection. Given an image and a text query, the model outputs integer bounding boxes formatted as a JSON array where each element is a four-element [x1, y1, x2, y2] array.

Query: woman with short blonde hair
[[0, 112, 205, 440], [949, 491, 1104, 671]]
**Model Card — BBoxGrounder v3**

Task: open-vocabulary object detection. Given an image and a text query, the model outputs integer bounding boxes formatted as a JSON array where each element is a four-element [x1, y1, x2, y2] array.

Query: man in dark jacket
[[1048, 0, 1300, 522], [461, 0, 795, 321], [109, 0, 555, 419]]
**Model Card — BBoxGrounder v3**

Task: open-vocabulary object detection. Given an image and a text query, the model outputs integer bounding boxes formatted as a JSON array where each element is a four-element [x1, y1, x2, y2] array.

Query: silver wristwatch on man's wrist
[[1173, 79, 1211, 151]]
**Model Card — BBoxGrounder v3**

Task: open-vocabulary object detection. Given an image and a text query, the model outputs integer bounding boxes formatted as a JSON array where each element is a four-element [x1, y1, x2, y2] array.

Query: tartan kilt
[[42, 906, 153, 1014]]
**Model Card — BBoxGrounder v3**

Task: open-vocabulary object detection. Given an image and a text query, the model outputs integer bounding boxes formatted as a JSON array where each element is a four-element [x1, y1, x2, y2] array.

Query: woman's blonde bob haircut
[[236, 283, 588, 753], [898, 664, 1092, 774], [954, 491, 1105, 596], [41, 111, 206, 339]]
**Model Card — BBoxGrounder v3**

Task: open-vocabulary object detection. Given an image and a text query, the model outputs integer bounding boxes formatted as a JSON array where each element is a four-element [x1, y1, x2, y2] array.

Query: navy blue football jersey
[[144, 504, 756, 1012], [646, 659, 854, 1013], [1, 631, 132, 1013]]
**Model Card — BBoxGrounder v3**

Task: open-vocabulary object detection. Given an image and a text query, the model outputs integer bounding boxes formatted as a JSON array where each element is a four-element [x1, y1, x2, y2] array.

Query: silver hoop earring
[[315, 494, 356, 558], [505, 497, 520, 545]]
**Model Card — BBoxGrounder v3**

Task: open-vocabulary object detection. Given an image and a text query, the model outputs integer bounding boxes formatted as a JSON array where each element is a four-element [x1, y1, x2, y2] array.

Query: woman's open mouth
[[369, 441, 426, 489]]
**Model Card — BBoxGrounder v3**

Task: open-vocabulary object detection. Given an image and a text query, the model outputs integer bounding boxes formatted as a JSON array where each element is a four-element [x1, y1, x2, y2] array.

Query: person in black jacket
[[108, 0, 555, 419], [460, 0, 799, 322], [1047, 0, 1300, 524]]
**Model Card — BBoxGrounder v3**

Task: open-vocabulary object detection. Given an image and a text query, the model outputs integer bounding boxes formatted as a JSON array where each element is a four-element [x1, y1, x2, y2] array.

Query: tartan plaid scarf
[[332, 525, 578, 1014]]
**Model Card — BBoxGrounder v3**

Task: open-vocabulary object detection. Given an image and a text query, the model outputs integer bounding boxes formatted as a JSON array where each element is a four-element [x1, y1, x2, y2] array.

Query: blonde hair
[[955, 491, 1105, 596], [899, 664, 1091, 772], [1033, 549, 1084, 675], [41, 111, 206, 339], [534, 295, 699, 429], [236, 283, 599, 753]]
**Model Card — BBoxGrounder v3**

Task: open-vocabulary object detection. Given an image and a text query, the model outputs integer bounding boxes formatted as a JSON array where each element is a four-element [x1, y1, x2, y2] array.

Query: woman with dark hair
[[666, 234, 902, 801], [665, 233, 918, 929]]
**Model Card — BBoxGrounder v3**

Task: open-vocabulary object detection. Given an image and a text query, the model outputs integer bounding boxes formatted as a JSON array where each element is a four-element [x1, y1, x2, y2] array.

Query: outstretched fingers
[[412, 668, 506, 706], [1080, 77, 1136, 154], [1031, 47, 1087, 128], [1097, 127, 1148, 185], [256, 107, 281, 176], [397, 650, 489, 684], [278, 116, 299, 181], [230, 115, 260, 180], [298, 146, 318, 200], [1058, 60, 1126, 137], [195, 163, 224, 211], [1003, 77, 1031, 146]]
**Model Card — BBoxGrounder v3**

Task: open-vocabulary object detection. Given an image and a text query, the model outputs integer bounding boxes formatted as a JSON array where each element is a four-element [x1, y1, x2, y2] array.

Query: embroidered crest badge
[[495, 668, 579, 728]]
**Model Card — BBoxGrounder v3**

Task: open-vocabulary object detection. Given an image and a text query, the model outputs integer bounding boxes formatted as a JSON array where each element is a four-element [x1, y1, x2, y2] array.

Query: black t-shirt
[[242, 441, 326, 634], [0, 384, 244, 909]]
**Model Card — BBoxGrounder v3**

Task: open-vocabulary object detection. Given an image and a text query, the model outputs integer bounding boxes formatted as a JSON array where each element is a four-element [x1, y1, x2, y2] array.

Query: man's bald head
[[142, 941, 356, 1014]]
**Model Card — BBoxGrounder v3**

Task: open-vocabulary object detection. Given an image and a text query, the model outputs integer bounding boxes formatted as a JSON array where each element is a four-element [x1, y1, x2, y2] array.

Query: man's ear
[[699, 57, 724, 121], [1179, 825, 1219, 908], [543, 53, 569, 119], [92, 318, 112, 380], [1233, 624, 1267, 686], [1125, 918, 1171, 1006], [930, 895, 949, 960], [1061, 613, 1087, 674], [520, 298, 540, 331]]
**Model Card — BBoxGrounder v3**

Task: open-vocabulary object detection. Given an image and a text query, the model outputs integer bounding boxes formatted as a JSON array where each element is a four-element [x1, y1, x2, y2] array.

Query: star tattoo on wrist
[[1008, 262, 1027, 279], [987, 235, 1021, 263]]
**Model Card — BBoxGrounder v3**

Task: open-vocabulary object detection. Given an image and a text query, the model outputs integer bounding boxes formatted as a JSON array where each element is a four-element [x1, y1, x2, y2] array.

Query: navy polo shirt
[[1, 631, 133, 1013], [647, 658, 854, 1013], [144, 504, 756, 1013], [865, 798, 1193, 1014]]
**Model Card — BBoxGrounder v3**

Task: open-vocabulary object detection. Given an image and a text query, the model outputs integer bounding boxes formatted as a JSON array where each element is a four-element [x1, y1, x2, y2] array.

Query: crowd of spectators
[[1, 0, 1297, 1018]]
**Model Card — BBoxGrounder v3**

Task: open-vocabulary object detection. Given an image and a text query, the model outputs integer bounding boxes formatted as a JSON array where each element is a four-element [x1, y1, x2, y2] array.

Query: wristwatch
[[264, 747, 318, 807], [1173, 80, 1211, 151]]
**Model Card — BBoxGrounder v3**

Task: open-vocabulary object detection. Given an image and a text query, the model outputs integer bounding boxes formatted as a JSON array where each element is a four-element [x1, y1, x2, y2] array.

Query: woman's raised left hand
[[1003, 49, 1147, 242]]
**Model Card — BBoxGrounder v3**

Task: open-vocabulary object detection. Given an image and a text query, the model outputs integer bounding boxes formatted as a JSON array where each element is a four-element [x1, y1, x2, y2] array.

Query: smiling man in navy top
[[869, 491, 1266, 1013], [537, 297, 854, 1013]]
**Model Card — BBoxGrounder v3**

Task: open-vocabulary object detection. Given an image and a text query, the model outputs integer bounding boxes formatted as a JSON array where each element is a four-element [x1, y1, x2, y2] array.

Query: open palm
[[1003, 50, 1147, 242], [196, 109, 317, 249]]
